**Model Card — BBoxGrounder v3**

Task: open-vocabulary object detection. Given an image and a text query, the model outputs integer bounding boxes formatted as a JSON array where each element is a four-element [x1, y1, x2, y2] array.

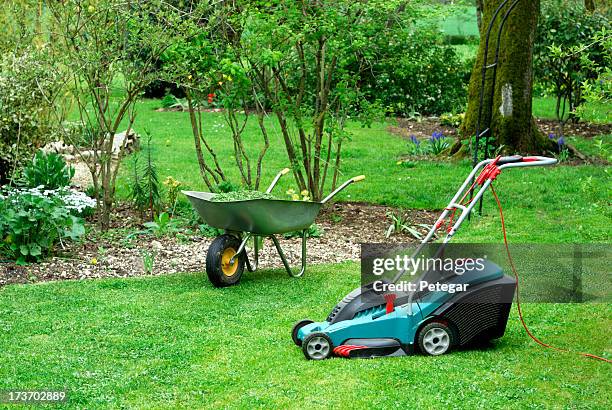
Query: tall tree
[[455, 0, 555, 155]]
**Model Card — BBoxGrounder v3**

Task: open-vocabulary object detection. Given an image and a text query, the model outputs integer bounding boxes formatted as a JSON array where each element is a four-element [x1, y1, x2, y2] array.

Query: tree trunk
[[456, 0, 555, 155], [476, 0, 483, 31], [584, 0, 595, 12]]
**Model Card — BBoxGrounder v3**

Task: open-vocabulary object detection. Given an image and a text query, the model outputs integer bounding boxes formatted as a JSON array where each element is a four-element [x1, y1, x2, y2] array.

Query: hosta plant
[[0, 187, 94, 264]]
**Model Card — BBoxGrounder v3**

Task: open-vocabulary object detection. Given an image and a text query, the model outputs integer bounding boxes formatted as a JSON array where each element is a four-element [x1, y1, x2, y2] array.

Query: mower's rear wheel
[[302, 332, 333, 360], [291, 319, 314, 346], [206, 235, 246, 287], [417, 322, 455, 356]]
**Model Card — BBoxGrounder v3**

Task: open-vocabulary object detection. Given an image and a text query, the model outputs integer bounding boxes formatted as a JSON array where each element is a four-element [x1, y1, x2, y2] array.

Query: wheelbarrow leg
[[245, 235, 260, 272], [270, 229, 306, 278]]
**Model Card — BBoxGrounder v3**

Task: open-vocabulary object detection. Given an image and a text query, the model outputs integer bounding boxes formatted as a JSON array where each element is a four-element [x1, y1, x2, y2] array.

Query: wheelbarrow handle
[[321, 175, 366, 204], [266, 168, 291, 194]]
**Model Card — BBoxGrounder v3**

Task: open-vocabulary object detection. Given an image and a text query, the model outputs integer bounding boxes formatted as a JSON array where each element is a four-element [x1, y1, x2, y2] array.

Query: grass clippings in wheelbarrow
[[210, 190, 279, 202]]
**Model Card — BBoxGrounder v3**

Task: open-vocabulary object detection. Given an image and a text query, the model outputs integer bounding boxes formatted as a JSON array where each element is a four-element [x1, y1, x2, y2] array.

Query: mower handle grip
[[497, 155, 557, 169]]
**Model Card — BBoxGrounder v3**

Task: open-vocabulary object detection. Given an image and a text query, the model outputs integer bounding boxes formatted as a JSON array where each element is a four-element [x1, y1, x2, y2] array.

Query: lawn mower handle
[[397, 154, 557, 312], [418, 155, 557, 246]]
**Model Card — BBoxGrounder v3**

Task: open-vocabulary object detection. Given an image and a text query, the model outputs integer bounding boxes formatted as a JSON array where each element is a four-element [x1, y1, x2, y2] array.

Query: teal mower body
[[294, 259, 516, 359]]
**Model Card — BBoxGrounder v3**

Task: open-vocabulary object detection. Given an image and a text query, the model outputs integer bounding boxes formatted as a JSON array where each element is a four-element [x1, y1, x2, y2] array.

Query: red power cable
[[490, 184, 611, 364]]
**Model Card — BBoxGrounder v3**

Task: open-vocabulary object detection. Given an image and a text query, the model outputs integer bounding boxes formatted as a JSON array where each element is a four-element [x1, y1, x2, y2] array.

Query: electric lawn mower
[[292, 155, 557, 360]]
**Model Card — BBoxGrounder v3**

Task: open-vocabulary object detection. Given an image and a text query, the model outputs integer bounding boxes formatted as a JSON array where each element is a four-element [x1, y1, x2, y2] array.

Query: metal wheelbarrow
[[183, 168, 365, 287]]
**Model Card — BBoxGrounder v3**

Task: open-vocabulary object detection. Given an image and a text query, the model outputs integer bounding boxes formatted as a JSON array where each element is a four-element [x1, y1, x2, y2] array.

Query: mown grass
[[0, 265, 610, 409], [114, 99, 610, 243]]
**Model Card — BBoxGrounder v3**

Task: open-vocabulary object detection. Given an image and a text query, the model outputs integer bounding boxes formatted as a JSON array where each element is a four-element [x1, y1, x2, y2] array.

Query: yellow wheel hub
[[221, 248, 239, 276]]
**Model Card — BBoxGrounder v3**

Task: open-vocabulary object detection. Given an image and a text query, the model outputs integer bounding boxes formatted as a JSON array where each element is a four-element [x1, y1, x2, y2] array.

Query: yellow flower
[[90, 257, 98, 265], [396, 160, 403, 165], [88, 5, 95, 13], [291, 194, 300, 201], [300, 189, 309, 197], [188, 74, 193, 80], [286, 189, 295, 196]]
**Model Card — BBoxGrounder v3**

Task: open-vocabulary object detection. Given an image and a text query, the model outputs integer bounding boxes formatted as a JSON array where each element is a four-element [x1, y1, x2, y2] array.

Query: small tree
[[48, 0, 192, 230], [534, 1, 610, 131], [162, 10, 272, 191], [232, 0, 405, 201]]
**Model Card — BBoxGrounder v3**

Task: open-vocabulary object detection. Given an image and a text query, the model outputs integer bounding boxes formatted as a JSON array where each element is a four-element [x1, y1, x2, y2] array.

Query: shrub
[[21, 151, 74, 190], [0, 187, 94, 264], [360, 26, 468, 116], [128, 132, 161, 220], [534, 1, 610, 121], [0, 48, 63, 184]]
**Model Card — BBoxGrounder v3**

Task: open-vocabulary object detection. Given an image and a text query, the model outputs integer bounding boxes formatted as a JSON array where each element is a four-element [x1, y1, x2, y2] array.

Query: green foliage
[[360, 27, 467, 116], [406, 132, 451, 157], [197, 223, 224, 238], [142, 132, 162, 218], [439, 113, 465, 128], [128, 153, 148, 217], [0, 47, 64, 184], [45, 0, 195, 229], [575, 30, 612, 123], [0, 187, 89, 264], [141, 250, 156, 274], [534, 1, 611, 122], [283, 224, 323, 239], [129, 132, 162, 220], [214, 180, 240, 194], [143, 212, 172, 237], [461, 134, 505, 162], [385, 210, 429, 239], [21, 151, 74, 190], [163, 176, 182, 216]]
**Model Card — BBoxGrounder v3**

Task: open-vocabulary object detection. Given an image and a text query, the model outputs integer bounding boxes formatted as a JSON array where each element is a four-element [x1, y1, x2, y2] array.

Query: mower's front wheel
[[417, 321, 455, 356], [302, 332, 333, 360], [205, 235, 246, 287], [291, 319, 314, 346]]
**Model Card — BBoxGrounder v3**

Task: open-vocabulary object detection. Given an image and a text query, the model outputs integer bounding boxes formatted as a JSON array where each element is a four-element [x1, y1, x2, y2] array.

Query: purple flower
[[557, 137, 565, 146], [430, 131, 445, 141], [548, 133, 555, 139], [410, 135, 420, 145]]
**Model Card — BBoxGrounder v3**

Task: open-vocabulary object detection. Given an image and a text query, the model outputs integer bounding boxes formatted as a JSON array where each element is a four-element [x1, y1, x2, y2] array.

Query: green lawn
[[4, 88, 610, 409], [1, 265, 610, 409]]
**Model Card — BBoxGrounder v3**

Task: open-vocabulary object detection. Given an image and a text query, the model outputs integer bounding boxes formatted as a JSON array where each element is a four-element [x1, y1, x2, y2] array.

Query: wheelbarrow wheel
[[206, 234, 246, 287]]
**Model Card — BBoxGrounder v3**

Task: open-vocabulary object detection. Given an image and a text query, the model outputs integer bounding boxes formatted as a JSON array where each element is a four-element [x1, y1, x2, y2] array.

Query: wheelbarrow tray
[[183, 191, 322, 235]]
